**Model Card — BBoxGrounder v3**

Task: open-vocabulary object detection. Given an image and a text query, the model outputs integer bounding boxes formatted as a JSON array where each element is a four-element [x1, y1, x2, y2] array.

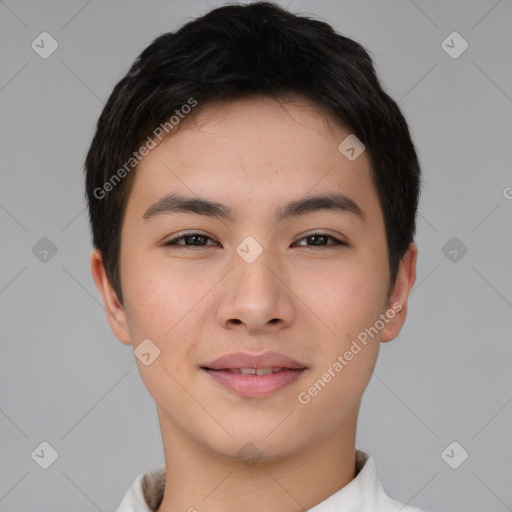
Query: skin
[[91, 95, 417, 512]]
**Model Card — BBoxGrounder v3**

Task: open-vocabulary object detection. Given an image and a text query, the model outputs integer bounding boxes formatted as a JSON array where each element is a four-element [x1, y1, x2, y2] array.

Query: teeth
[[226, 367, 283, 375], [256, 368, 276, 375]]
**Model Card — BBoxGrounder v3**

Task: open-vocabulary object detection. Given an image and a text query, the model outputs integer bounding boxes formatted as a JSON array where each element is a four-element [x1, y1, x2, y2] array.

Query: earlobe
[[380, 242, 418, 343], [90, 248, 132, 345]]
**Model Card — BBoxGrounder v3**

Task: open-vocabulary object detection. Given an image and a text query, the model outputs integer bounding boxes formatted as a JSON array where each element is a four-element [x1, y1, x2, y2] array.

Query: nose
[[215, 247, 295, 336]]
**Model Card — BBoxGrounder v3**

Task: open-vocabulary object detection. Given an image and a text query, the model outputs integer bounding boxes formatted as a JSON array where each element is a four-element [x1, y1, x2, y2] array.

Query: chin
[[207, 433, 301, 465]]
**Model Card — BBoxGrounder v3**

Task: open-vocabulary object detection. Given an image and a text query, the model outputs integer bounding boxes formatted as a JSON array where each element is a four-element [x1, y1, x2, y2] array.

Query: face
[[92, 96, 416, 461]]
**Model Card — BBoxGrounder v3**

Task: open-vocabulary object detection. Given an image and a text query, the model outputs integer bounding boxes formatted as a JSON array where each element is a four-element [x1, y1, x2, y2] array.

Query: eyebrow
[[142, 192, 365, 223]]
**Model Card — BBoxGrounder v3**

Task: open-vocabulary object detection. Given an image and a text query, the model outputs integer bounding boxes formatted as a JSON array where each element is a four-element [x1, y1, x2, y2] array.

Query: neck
[[155, 406, 360, 512]]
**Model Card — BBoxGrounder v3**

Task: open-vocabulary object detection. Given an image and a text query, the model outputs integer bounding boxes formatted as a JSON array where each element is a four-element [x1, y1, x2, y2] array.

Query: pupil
[[191, 235, 204, 245], [310, 235, 326, 246]]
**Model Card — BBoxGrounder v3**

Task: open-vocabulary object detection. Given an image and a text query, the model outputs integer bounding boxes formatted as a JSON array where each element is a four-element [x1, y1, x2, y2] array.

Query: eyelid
[[293, 232, 347, 247], [162, 230, 348, 247], [298, 229, 347, 241], [162, 230, 219, 246]]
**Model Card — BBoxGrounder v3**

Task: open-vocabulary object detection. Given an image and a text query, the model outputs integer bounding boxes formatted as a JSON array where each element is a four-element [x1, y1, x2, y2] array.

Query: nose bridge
[[232, 238, 280, 304], [216, 237, 293, 331]]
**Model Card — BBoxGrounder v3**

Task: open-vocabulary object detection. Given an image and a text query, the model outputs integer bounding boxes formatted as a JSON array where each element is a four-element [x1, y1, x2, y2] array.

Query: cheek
[[291, 258, 387, 338], [121, 247, 205, 337], [295, 336, 379, 440], [296, 260, 385, 416]]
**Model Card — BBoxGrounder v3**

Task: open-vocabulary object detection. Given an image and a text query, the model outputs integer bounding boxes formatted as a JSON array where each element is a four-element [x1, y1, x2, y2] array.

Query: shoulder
[[361, 451, 435, 512], [306, 450, 436, 512], [114, 465, 165, 512], [385, 497, 435, 512]]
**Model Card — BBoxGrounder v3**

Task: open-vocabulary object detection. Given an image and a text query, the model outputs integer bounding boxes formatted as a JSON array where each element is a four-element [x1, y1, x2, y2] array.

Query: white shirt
[[115, 449, 432, 512]]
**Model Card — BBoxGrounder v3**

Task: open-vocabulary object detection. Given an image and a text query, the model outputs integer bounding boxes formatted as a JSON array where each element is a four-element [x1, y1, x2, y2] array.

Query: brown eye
[[294, 233, 347, 247], [163, 232, 219, 247]]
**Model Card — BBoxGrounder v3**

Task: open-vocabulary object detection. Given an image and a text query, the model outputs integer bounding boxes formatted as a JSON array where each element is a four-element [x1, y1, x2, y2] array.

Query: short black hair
[[85, 1, 421, 305]]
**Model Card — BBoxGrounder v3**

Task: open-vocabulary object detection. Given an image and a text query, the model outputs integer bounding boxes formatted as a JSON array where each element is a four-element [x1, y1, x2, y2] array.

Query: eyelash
[[162, 232, 347, 248]]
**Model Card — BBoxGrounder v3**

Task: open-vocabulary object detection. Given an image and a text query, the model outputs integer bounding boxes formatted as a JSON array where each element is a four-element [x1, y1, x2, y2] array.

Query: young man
[[85, 2, 429, 511]]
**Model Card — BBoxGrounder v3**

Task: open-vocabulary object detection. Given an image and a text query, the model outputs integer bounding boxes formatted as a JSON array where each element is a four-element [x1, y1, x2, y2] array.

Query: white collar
[[115, 449, 429, 512]]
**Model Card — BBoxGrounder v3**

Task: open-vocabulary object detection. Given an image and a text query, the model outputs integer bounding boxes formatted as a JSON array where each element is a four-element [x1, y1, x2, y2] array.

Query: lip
[[202, 351, 306, 370], [201, 351, 308, 399]]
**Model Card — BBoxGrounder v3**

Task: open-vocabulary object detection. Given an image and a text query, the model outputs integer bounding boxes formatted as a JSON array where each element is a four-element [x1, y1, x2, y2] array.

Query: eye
[[293, 233, 347, 248], [162, 231, 347, 249], [162, 232, 220, 247]]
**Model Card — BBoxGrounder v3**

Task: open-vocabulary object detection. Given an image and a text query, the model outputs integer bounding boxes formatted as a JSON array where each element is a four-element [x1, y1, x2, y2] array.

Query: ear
[[380, 242, 418, 343], [90, 248, 132, 345]]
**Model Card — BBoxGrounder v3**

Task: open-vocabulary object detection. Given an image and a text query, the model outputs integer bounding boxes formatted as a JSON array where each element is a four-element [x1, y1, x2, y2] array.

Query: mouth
[[201, 351, 307, 372], [203, 367, 303, 375], [200, 352, 308, 398]]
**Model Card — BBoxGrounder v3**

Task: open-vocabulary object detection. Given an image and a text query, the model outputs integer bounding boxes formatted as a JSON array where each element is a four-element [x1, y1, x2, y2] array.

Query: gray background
[[1, 0, 511, 510]]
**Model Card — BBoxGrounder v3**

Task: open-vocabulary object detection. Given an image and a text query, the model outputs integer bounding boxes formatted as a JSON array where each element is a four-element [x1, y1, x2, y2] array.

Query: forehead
[[125, 95, 381, 225]]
